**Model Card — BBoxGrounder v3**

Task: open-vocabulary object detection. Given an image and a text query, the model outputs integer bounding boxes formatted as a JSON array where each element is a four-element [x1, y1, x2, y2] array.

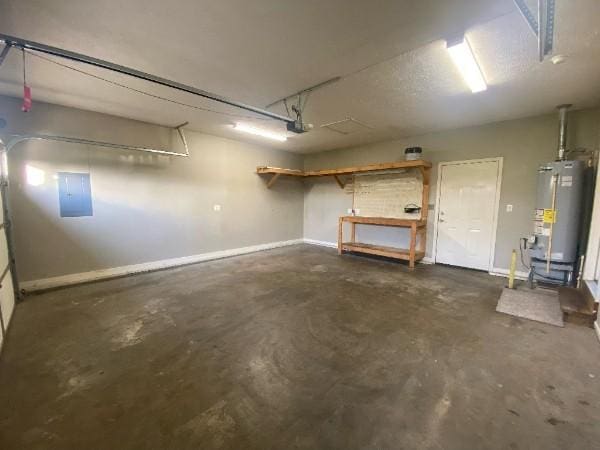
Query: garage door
[[0, 153, 16, 350]]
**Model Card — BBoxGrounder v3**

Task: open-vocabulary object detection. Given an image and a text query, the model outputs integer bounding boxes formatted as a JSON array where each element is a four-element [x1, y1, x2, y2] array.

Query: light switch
[[213, 204, 221, 211], [506, 204, 513, 212]]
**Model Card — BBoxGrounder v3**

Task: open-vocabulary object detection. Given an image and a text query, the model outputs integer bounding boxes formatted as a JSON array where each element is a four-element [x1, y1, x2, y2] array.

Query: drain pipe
[[557, 104, 571, 161]]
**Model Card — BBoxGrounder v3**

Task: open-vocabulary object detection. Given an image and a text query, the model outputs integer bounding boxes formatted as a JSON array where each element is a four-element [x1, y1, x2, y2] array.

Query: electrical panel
[[58, 172, 93, 217]]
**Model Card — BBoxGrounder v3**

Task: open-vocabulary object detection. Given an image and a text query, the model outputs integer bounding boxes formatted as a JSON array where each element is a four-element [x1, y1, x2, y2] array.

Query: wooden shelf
[[257, 159, 432, 189], [338, 216, 426, 268], [303, 159, 431, 176], [341, 242, 425, 262], [256, 167, 305, 177]]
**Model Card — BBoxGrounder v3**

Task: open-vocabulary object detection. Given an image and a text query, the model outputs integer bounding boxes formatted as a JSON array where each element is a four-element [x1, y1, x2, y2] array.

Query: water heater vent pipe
[[557, 104, 572, 161]]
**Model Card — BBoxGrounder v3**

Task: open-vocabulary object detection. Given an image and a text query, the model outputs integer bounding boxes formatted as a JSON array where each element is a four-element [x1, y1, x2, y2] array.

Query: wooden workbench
[[257, 159, 432, 268], [338, 216, 427, 268]]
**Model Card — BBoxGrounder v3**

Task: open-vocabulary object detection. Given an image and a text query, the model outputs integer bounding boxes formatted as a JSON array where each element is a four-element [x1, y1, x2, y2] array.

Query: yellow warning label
[[543, 209, 557, 224]]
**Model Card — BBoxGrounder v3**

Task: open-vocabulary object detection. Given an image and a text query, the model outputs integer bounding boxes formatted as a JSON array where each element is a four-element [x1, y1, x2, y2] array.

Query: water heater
[[530, 160, 585, 280], [528, 105, 586, 286]]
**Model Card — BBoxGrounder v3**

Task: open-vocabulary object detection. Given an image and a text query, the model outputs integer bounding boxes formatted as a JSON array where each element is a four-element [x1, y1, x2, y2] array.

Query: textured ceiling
[[0, 0, 599, 153]]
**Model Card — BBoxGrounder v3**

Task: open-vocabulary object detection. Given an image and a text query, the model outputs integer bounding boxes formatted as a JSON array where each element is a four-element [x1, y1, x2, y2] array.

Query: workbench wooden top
[[339, 216, 427, 227]]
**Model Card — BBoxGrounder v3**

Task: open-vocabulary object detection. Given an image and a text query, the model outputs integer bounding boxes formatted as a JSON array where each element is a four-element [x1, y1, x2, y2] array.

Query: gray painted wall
[[304, 108, 600, 272], [0, 96, 304, 282], [1, 94, 598, 282]]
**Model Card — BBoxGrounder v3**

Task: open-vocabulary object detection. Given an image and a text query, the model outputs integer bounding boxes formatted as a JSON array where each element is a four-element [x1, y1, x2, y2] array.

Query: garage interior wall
[[304, 107, 600, 273], [2, 94, 599, 288], [0, 95, 304, 286]]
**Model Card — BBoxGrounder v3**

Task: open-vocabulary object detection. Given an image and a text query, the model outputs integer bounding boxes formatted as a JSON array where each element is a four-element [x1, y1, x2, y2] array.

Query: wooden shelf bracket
[[266, 173, 281, 188], [333, 175, 346, 189]]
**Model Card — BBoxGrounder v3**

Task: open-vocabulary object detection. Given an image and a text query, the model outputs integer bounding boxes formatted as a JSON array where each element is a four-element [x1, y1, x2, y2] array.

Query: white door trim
[[431, 157, 503, 273], [583, 162, 600, 281]]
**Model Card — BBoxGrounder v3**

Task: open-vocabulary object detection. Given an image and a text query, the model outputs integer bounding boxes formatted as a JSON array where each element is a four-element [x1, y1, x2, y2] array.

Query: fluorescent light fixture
[[234, 123, 287, 142], [446, 38, 487, 93]]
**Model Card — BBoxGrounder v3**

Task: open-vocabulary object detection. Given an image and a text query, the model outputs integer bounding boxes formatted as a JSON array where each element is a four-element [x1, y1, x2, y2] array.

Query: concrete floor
[[0, 244, 599, 449]]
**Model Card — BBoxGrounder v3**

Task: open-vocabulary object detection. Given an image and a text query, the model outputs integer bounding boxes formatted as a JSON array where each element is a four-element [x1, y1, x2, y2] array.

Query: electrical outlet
[[506, 204, 513, 212], [213, 204, 221, 212]]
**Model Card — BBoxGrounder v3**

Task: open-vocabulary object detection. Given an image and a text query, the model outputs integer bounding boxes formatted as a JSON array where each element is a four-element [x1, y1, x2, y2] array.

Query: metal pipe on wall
[[557, 104, 571, 161], [546, 172, 558, 273]]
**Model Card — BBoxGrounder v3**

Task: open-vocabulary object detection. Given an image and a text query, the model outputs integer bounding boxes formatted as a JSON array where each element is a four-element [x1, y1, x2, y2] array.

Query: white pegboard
[[352, 169, 423, 219]]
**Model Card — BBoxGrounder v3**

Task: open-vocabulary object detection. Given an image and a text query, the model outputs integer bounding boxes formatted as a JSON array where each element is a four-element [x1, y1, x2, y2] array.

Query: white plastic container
[[405, 147, 422, 161]]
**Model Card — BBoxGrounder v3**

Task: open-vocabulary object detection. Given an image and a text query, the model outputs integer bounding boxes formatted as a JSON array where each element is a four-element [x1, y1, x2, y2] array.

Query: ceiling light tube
[[234, 123, 287, 142], [446, 38, 487, 93]]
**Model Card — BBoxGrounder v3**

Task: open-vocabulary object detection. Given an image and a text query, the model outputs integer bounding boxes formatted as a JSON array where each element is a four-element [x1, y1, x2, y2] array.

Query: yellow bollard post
[[508, 249, 517, 289]]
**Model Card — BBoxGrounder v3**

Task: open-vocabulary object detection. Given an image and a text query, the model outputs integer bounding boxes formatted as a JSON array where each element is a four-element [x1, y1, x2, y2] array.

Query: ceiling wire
[[24, 50, 273, 121]]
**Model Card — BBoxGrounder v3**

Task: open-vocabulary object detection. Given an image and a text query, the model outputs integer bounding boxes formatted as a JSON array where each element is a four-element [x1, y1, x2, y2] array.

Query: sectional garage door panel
[[0, 274, 14, 337], [0, 158, 16, 348]]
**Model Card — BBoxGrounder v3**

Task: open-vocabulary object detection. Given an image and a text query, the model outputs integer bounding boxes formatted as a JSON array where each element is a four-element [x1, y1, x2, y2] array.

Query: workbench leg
[[418, 226, 426, 253], [351, 223, 356, 243], [338, 217, 343, 255], [409, 222, 417, 269]]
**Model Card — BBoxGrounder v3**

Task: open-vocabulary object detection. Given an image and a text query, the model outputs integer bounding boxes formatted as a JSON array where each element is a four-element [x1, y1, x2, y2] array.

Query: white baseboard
[[21, 238, 304, 293], [20, 239, 526, 293], [303, 239, 337, 248], [489, 267, 529, 280]]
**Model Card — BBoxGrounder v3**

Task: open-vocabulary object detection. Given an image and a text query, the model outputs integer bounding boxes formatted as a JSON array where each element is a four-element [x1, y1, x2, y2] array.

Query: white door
[[435, 160, 501, 270]]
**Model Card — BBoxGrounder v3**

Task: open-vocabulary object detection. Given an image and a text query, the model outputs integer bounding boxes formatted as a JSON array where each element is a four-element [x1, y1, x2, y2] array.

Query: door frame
[[431, 157, 504, 272]]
